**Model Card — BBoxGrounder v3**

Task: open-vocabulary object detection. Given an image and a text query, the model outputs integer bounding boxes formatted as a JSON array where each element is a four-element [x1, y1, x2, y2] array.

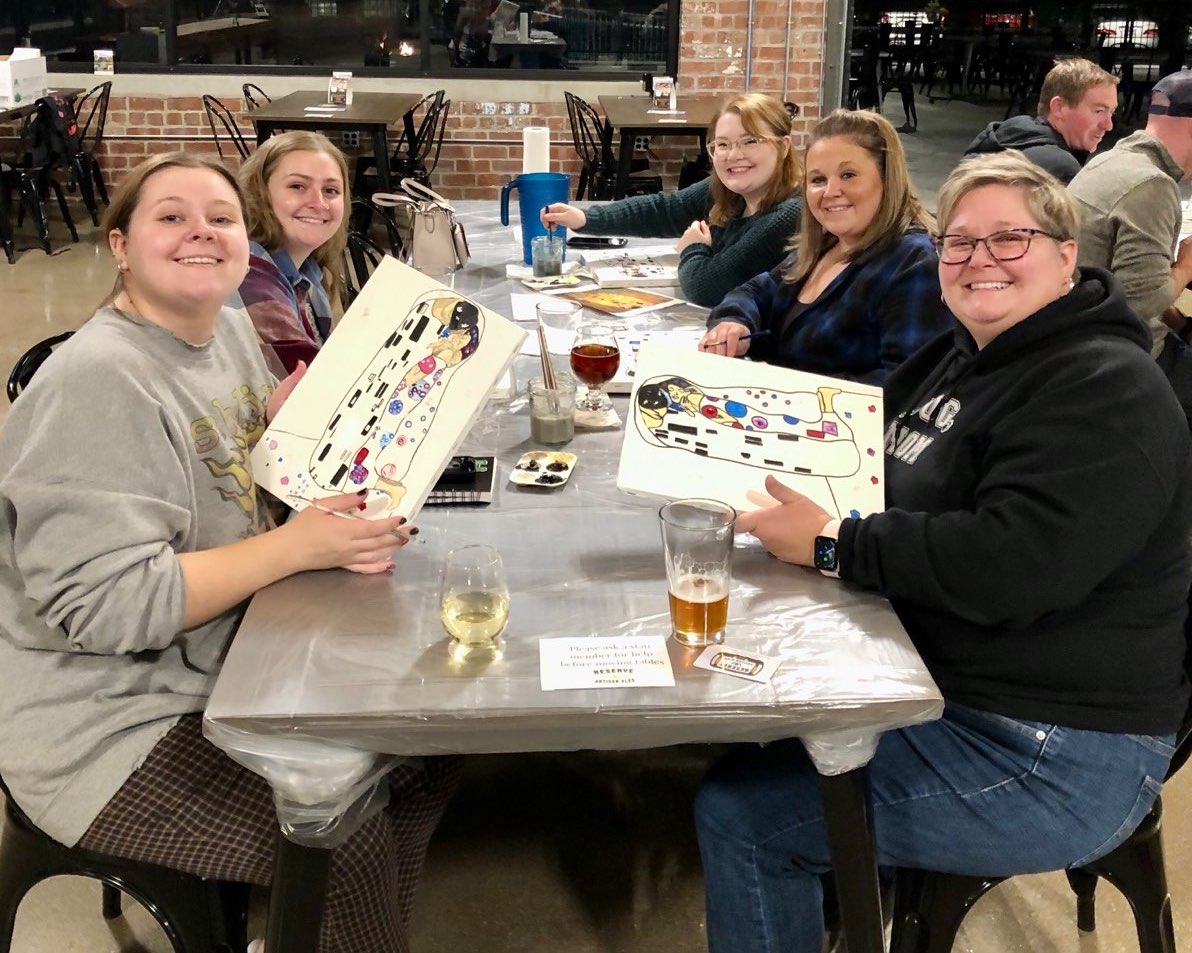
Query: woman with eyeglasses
[[540, 92, 802, 307], [694, 151, 1191, 953], [231, 131, 350, 376], [699, 109, 952, 383]]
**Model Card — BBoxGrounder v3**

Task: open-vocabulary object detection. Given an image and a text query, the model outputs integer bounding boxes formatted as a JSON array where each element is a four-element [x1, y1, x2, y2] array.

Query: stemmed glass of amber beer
[[658, 499, 736, 646], [569, 322, 620, 413]]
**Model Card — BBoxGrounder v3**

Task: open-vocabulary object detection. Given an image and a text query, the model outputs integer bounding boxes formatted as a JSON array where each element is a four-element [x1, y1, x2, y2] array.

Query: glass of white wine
[[439, 544, 510, 648]]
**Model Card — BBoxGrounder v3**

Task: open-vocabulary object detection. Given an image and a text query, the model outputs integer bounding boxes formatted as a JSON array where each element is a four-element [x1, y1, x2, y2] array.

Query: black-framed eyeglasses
[[933, 228, 1060, 265]]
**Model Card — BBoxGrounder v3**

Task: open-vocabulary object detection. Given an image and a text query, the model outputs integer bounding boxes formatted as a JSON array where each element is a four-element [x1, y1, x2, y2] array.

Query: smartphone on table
[[566, 235, 629, 249]]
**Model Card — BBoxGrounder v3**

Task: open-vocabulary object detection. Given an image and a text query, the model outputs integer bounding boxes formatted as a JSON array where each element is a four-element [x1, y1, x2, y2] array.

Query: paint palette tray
[[509, 451, 577, 488]]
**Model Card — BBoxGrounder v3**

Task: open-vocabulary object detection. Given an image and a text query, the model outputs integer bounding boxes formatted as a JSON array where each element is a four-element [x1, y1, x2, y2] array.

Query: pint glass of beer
[[658, 499, 736, 647]]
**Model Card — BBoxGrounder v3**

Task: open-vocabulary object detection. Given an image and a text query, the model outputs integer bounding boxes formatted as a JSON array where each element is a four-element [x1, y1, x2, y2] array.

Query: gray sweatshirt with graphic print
[[0, 306, 275, 845]]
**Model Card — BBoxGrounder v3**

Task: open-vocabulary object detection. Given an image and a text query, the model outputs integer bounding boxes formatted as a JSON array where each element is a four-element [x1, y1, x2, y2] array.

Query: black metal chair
[[241, 83, 271, 111], [3, 112, 79, 257], [67, 80, 112, 225], [202, 95, 251, 162], [0, 772, 250, 953], [343, 230, 387, 306], [563, 90, 661, 201], [353, 91, 447, 194], [7, 331, 74, 401], [890, 612, 1192, 953]]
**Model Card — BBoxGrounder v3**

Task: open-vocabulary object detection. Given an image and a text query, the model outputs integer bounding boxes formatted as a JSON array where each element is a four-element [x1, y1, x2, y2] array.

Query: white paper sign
[[539, 636, 675, 690]]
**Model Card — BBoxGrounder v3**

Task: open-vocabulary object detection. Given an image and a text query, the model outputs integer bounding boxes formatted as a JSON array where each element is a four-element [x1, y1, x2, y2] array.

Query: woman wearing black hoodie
[[694, 152, 1192, 953]]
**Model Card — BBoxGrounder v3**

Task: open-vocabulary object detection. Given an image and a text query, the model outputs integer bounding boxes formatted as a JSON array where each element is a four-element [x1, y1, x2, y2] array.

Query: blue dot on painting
[[388, 398, 404, 415], [850, 509, 861, 519], [724, 400, 747, 418], [783, 415, 800, 425]]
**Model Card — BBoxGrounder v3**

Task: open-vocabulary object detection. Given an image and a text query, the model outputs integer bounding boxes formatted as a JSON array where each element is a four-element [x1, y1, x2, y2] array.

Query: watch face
[[814, 535, 838, 572]]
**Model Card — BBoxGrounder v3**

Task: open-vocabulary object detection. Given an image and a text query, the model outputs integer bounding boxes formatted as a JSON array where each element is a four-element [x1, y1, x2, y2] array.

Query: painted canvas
[[559, 287, 682, 317], [617, 343, 885, 518], [251, 256, 526, 520]]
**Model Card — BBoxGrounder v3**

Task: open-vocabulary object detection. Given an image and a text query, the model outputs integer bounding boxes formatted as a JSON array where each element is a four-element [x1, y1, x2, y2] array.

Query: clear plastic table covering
[[203, 204, 944, 845]]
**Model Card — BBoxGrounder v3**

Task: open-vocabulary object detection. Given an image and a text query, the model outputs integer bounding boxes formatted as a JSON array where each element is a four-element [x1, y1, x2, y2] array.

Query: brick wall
[[22, 0, 827, 200]]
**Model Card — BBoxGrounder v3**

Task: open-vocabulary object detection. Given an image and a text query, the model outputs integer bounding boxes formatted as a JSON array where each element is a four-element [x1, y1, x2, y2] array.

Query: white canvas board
[[617, 343, 885, 518], [252, 256, 526, 520], [576, 242, 677, 265], [606, 326, 704, 394]]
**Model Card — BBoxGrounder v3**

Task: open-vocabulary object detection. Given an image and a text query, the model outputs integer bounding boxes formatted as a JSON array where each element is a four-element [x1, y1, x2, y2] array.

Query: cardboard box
[[0, 48, 48, 108]]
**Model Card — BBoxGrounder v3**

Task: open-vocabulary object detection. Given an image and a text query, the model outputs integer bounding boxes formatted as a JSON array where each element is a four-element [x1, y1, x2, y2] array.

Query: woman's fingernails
[[397, 516, 408, 525], [409, 527, 420, 536], [356, 489, 368, 497]]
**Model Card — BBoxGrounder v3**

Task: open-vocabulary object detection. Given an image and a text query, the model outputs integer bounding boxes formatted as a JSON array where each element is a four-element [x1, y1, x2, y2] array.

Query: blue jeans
[[695, 703, 1175, 953]]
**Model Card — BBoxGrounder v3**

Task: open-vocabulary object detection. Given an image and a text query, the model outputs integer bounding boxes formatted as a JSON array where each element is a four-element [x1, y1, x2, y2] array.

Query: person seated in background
[[0, 153, 456, 953], [695, 151, 1192, 953], [541, 92, 803, 307], [1068, 70, 1192, 384], [964, 56, 1118, 184], [230, 130, 349, 376], [699, 108, 952, 384]]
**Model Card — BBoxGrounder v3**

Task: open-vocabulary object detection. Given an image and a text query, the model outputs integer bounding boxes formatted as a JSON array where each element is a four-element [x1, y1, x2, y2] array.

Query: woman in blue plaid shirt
[[700, 109, 954, 384]]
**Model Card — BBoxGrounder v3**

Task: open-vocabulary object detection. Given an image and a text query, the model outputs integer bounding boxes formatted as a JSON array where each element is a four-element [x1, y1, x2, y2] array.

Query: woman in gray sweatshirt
[[0, 153, 456, 953]]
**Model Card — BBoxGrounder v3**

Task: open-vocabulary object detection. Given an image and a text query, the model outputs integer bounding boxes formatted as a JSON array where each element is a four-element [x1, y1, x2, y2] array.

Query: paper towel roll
[[522, 126, 551, 174]]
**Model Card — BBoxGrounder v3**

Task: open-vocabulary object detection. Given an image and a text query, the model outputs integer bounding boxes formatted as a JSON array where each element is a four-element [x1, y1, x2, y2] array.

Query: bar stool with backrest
[[562, 91, 662, 201], [202, 95, 251, 162], [242, 83, 271, 111], [889, 600, 1192, 953], [353, 92, 449, 195], [2, 104, 80, 256], [67, 80, 112, 225]]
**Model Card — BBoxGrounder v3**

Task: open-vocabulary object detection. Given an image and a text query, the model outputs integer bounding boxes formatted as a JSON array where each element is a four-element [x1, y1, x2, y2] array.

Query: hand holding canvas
[[735, 474, 832, 566]]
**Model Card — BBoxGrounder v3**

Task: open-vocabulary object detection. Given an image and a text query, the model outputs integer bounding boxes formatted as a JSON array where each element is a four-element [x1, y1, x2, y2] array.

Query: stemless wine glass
[[439, 545, 510, 648], [569, 322, 621, 413]]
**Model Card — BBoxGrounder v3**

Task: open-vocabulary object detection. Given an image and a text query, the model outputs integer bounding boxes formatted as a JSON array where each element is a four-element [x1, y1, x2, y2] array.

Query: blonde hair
[[935, 151, 1079, 242], [707, 93, 802, 228], [787, 109, 934, 283], [102, 152, 245, 306], [1038, 57, 1119, 118], [238, 131, 350, 311]]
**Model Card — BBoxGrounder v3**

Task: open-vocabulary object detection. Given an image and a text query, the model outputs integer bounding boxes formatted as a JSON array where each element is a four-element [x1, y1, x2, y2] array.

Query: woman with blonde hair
[[542, 92, 802, 306], [700, 108, 952, 383], [0, 152, 455, 953], [695, 151, 1190, 953], [233, 130, 351, 375]]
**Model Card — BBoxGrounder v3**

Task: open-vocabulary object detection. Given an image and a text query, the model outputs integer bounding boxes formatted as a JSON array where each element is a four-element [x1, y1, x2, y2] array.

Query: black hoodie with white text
[[839, 267, 1192, 734]]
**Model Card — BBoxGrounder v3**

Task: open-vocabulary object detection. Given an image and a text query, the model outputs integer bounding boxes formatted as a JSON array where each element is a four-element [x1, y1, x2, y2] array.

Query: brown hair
[[1037, 57, 1118, 118], [786, 108, 934, 283], [102, 152, 245, 304], [935, 151, 1079, 243], [707, 93, 802, 228], [238, 131, 350, 311]]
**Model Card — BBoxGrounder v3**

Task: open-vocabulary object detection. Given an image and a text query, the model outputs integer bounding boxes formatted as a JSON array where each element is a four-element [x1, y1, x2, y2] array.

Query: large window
[[4, 0, 675, 74]]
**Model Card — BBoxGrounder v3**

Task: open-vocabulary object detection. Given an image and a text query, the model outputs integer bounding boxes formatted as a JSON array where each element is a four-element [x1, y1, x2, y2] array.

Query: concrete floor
[[2, 91, 1190, 953]]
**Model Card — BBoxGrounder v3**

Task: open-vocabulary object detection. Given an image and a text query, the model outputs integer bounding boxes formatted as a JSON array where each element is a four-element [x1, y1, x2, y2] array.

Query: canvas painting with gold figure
[[251, 257, 526, 520], [617, 343, 885, 518]]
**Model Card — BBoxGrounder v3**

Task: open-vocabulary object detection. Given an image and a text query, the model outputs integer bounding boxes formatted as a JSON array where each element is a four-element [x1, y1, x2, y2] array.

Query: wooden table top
[[597, 94, 726, 131], [0, 87, 86, 125], [248, 91, 423, 127]]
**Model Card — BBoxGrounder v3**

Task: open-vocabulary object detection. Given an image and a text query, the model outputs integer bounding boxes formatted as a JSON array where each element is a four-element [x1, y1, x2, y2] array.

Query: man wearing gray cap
[[1069, 70, 1192, 371]]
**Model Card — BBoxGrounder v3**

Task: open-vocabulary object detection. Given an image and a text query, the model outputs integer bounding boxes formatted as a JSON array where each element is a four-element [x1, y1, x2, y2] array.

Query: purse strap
[[399, 178, 456, 212]]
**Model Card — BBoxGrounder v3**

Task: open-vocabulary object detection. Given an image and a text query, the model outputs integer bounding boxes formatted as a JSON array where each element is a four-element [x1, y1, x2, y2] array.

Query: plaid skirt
[[78, 715, 461, 953]]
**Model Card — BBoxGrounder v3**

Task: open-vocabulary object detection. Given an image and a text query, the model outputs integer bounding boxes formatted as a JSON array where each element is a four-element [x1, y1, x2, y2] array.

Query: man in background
[[964, 57, 1119, 183]]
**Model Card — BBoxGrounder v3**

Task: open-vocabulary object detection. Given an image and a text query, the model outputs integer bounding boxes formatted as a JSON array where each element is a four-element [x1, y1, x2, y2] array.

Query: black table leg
[[613, 127, 636, 200], [255, 120, 273, 146], [372, 127, 393, 193], [820, 766, 886, 953], [264, 832, 331, 953]]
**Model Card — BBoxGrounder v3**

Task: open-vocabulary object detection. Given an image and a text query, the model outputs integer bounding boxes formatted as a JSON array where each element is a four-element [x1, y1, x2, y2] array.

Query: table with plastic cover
[[203, 203, 944, 953]]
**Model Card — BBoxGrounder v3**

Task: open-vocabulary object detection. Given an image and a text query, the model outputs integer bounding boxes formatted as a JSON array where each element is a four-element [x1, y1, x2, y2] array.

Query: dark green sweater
[[579, 178, 803, 307]]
